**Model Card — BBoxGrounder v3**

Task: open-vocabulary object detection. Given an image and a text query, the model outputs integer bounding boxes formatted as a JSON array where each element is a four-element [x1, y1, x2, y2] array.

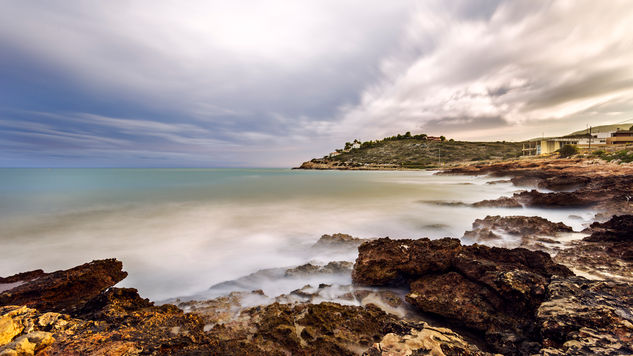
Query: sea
[[0, 168, 595, 301]]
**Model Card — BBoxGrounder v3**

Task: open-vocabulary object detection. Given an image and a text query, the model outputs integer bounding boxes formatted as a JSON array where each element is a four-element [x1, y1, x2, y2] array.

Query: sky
[[1, 0, 633, 167]]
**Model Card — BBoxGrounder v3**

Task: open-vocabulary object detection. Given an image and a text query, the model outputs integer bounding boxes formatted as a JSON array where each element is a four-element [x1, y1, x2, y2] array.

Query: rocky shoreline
[[2, 157, 633, 355], [295, 159, 408, 170]]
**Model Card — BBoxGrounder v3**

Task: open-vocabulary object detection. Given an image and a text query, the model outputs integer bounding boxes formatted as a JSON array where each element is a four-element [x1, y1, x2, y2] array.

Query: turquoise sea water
[[0, 168, 595, 300]]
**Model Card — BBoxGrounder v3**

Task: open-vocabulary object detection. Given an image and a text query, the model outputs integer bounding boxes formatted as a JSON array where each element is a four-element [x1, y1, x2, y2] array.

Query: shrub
[[558, 144, 578, 158]]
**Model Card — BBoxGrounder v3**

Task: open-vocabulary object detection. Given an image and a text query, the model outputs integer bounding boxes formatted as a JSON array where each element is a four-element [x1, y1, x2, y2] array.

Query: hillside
[[570, 123, 632, 135], [298, 135, 523, 169]]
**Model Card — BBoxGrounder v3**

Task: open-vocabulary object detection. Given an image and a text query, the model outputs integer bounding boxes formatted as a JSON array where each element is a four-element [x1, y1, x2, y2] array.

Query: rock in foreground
[[353, 237, 573, 355], [0, 259, 127, 314], [537, 276, 633, 355], [1, 259, 492, 355]]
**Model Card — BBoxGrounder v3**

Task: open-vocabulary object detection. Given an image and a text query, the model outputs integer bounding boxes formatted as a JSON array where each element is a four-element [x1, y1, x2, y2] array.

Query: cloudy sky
[[1, 0, 633, 167]]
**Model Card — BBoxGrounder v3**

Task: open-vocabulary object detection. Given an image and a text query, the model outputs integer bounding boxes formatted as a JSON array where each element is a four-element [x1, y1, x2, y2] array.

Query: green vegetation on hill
[[558, 144, 578, 158], [322, 133, 523, 168], [570, 124, 633, 136], [590, 148, 633, 163]]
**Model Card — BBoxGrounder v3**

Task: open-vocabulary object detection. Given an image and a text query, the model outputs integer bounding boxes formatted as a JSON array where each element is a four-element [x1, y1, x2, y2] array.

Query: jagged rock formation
[[537, 276, 633, 355], [0, 259, 127, 315], [353, 237, 573, 355], [1, 259, 491, 355], [463, 215, 573, 242], [312, 233, 369, 249], [284, 261, 353, 277], [443, 158, 633, 218]]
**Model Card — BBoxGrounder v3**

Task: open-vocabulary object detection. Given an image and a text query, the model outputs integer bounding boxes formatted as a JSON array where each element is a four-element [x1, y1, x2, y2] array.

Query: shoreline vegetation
[[2, 154, 633, 355]]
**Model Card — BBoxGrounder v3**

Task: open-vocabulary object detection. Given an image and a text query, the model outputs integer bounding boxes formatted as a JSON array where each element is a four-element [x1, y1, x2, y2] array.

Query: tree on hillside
[[440, 136, 446, 142], [404, 131, 411, 138]]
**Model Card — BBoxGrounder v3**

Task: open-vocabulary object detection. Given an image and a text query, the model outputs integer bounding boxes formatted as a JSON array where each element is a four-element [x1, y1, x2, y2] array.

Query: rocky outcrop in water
[[284, 261, 353, 277], [582, 215, 633, 262], [463, 215, 573, 242], [442, 158, 633, 218], [1, 259, 493, 355], [353, 237, 573, 354], [312, 233, 369, 249], [472, 196, 522, 208], [584, 214, 633, 242]]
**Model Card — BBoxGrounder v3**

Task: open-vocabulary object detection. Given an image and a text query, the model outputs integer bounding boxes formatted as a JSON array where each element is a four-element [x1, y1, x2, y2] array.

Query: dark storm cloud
[[523, 68, 633, 111]]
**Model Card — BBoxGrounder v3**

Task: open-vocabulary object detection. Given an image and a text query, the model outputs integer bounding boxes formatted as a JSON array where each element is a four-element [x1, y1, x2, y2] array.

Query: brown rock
[[441, 157, 633, 216], [352, 237, 462, 286], [76, 287, 154, 321], [406, 272, 504, 332], [472, 196, 522, 208], [312, 233, 368, 249], [584, 214, 633, 242], [364, 323, 492, 356], [553, 241, 633, 282], [455, 245, 572, 309], [0, 270, 46, 284], [463, 215, 573, 242], [285, 261, 353, 277], [515, 190, 597, 208], [0, 259, 127, 314], [537, 276, 633, 355], [353, 238, 573, 354]]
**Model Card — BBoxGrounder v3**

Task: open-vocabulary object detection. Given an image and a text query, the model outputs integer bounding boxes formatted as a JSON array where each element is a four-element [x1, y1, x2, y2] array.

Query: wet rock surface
[[285, 261, 353, 277], [545, 214, 633, 283], [584, 214, 633, 242], [207, 302, 492, 356], [553, 241, 633, 282], [537, 276, 633, 355], [442, 158, 633, 217], [352, 237, 463, 286], [0, 259, 491, 355], [312, 233, 370, 249], [363, 322, 492, 356], [472, 196, 523, 208], [353, 237, 573, 354], [463, 215, 573, 242]]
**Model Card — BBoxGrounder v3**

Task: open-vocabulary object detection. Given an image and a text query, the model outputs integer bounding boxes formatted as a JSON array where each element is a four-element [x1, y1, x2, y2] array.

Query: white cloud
[[335, 0, 633, 141], [0, 0, 414, 115]]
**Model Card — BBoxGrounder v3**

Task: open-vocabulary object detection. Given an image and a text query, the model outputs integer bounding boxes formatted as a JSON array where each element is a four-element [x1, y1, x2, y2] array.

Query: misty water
[[0, 168, 595, 301]]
